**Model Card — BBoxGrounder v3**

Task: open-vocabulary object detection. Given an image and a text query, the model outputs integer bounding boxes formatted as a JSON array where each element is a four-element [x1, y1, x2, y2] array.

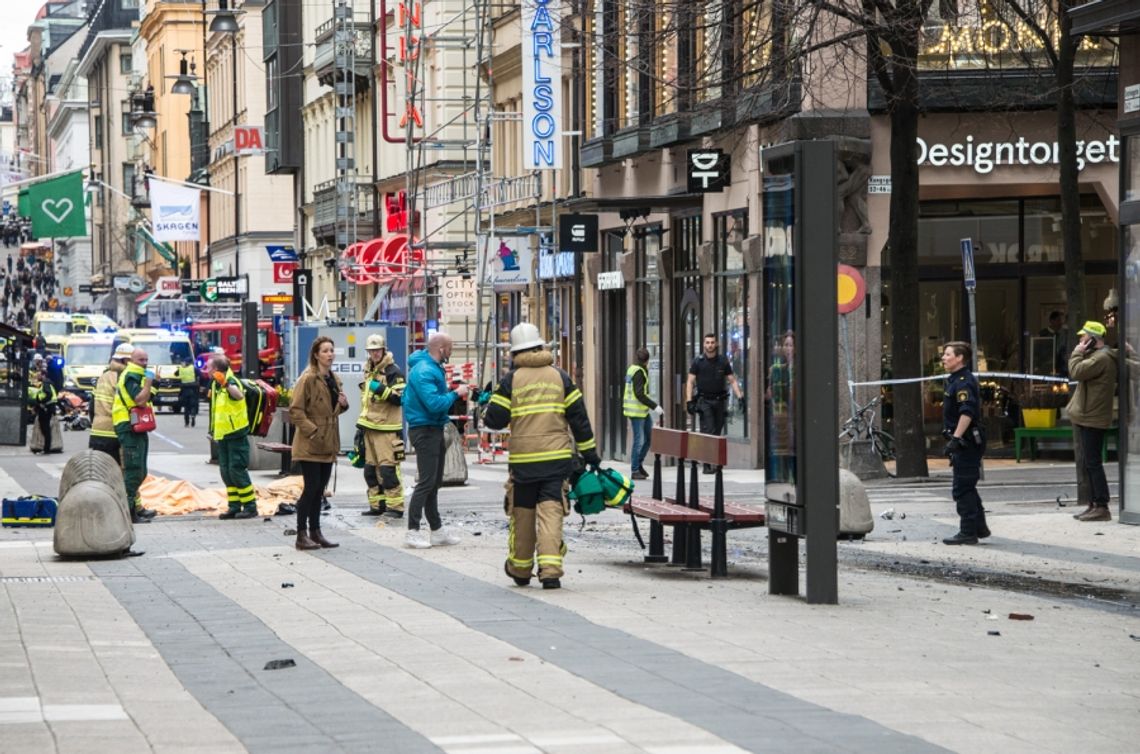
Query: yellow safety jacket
[[90, 365, 123, 438], [178, 364, 198, 385], [622, 364, 650, 418], [112, 362, 151, 430], [484, 349, 597, 482], [357, 353, 404, 432], [210, 368, 250, 440]]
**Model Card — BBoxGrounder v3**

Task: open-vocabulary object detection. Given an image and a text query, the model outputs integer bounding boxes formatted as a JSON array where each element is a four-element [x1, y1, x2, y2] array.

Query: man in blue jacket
[[403, 332, 470, 548]]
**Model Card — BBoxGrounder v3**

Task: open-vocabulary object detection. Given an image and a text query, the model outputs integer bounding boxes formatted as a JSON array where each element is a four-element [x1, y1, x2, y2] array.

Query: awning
[[1069, 0, 1140, 35], [136, 289, 159, 314], [136, 225, 178, 266]]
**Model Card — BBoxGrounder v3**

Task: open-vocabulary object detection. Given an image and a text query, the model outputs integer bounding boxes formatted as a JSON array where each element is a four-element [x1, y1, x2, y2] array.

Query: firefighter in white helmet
[[483, 322, 600, 589], [357, 333, 406, 517]]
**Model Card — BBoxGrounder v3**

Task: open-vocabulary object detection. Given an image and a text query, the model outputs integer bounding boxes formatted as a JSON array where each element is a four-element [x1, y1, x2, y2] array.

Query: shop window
[[918, 199, 1018, 265], [635, 226, 663, 402], [1127, 137, 1140, 204], [1123, 225, 1140, 508], [714, 210, 748, 439]]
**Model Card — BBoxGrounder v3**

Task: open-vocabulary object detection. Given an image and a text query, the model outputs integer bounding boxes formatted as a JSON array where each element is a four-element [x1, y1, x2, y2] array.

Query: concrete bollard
[[838, 467, 874, 538], [54, 450, 135, 558], [840, 439, 889, 480]]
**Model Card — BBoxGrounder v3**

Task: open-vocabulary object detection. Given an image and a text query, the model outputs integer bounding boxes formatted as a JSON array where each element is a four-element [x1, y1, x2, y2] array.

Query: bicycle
[[839, 394, 896, 464]]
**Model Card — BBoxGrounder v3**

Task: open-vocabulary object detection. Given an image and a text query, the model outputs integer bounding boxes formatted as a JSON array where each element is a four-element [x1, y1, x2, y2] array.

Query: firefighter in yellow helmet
[[483, 323, 599, 589], [357, 333, 406, 517]]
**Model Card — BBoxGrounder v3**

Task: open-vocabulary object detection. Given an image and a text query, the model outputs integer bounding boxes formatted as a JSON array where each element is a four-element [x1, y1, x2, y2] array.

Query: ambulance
[[61, 333, 123, 401], [116, 329, 195, 411], [70, 313, 119, 334], [31, 311, 73, 354]]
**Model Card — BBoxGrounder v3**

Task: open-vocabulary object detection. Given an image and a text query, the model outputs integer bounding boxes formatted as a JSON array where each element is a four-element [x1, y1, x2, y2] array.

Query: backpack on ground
[[240, 379, 278, 437]]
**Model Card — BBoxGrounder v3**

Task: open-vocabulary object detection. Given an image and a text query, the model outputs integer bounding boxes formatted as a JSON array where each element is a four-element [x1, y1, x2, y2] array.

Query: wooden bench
[[1013, 425, 1117, 462], [622, 427, 764, 578]]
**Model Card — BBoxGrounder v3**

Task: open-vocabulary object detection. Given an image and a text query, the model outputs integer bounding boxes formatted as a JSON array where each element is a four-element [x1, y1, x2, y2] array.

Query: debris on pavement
[[880, 508, 895, 520], [281, 582, 294, 589], [284, 529, 297, 536], [987, 630, 1001, 636], [264, 659, 296, 671], [1009, 613, 1034, 621]]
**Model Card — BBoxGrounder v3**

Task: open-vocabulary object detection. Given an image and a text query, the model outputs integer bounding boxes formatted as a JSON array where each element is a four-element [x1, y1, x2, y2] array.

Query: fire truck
[[186, 321, 282, 383]]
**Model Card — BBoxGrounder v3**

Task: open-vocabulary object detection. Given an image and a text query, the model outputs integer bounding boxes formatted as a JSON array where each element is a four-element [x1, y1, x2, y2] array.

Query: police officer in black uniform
[[686, 333, 744, 472], [940, 341, 990, 545]]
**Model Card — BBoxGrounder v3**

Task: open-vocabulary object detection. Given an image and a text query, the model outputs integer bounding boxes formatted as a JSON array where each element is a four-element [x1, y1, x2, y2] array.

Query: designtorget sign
[[916, 134, 1120, 174]]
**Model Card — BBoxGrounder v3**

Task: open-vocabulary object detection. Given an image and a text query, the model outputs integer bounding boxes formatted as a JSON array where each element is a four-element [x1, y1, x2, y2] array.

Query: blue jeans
[[629, 415, 652, 472]]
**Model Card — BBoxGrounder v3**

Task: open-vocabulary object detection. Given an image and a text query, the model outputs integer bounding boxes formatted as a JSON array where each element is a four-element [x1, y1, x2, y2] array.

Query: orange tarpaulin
[[139, 474, 307, 516]]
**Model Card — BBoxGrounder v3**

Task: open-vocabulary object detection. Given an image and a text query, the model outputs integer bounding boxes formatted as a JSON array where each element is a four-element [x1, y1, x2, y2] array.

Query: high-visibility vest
[[178, 364, 198, 385], [90, 367, 120, 438], [112, 362, 151, 428], [357, 354, 404, 431], [622, 364, 650, 418], [502, 363, 573, 465], [210, 368, 250, 440]]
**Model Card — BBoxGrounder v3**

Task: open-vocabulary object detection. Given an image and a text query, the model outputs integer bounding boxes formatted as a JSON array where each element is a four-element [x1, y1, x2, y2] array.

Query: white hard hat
[[113, 343, 133, 359], [509, 322, 545, 354], [366, 333, 386, 350], [31, 353, 44, 362]]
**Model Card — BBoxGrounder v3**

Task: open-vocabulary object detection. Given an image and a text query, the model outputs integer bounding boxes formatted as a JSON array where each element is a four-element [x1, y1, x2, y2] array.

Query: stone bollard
[[54, 450, 135, 558], [840, 439, 889, 480], [838, 467, 874, 538]]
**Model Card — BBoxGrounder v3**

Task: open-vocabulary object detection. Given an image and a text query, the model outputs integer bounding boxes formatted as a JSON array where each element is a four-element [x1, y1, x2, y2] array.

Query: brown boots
[[295, 529, 339, 550], [1076, 505, 1111, 522]]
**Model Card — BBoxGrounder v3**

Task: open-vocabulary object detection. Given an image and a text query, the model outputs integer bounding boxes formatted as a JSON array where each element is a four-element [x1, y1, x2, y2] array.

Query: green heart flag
[[27, 172, 87, 237]]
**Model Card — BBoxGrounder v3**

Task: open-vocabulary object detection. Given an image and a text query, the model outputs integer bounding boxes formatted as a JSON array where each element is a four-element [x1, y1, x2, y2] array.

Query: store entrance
[[674, 283, 702, 429], [600, 290, 627, 461]]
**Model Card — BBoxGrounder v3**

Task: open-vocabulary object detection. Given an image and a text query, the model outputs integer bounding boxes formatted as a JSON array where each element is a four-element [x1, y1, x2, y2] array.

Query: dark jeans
[[35, 409, 53, 453], [629, 415, 652, 472], [950, 446, 986, 535], [297, 461, 333, 532], [1076, 425, 1110, 504], [696, 397, 727, 436], [408, 426, 445, 531], [89, 435, 121, 466]]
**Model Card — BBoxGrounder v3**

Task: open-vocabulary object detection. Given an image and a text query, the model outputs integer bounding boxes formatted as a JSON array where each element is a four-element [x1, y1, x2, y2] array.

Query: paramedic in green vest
[[358, 333, 407, 517], [210, 353, 257, 519], [623, 347, 664, 480], [178, 356, 199, 427], [483, 323, 600, 590], [89, 343, 133, 464], [112, 348, 158, 524]]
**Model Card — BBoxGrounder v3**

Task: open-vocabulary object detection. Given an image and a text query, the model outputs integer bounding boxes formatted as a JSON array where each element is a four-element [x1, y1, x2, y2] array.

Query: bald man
[[113, 348, 157, 523], [402, 331, 469, 548]]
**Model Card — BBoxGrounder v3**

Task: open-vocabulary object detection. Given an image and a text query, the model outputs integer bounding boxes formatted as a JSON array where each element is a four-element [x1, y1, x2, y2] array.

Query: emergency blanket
[[139, 474, 306, 516]]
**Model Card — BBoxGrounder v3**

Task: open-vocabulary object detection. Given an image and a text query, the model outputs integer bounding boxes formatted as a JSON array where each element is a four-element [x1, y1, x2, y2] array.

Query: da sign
[[234, 126, 266, 156]]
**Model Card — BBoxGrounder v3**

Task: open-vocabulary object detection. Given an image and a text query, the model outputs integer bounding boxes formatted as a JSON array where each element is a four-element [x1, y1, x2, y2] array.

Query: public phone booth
[[761, 141, 840, 604], [0, 323, 33, 446]]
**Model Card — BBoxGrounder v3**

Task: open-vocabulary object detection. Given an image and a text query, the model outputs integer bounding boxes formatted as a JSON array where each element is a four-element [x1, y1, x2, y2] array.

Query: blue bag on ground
[[2, 495, 59, 527]]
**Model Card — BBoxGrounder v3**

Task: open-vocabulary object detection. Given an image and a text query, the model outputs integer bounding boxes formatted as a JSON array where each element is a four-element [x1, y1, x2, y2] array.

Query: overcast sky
[[2, 0, 60, 96]]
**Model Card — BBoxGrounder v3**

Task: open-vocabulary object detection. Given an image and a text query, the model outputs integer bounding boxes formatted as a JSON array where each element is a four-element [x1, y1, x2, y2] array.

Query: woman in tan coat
[[289, 336, 350, 549]]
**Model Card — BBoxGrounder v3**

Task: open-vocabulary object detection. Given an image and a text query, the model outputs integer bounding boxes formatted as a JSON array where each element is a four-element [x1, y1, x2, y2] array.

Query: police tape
[[848, 371, 1073, 389]]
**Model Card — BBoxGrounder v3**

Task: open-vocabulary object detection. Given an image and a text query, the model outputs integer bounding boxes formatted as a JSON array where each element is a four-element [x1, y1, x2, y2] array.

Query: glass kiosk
[[761, 141, 839, 604], [0, 323, 33, 446]]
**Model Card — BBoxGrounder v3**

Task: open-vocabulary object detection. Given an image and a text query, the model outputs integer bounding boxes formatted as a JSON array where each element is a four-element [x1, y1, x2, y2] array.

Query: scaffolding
[[333, 0, 361, 321]]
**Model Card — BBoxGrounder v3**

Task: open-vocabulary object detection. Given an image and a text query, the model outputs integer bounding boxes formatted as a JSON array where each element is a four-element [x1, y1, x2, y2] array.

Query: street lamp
[[207, 0, 240, 33], [168, 51, 197, 96], [130, 85, 157, 130]]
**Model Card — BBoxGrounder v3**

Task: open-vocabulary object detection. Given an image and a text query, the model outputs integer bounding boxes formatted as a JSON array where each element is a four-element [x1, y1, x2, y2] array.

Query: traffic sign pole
[[960, 239, 978, 371]]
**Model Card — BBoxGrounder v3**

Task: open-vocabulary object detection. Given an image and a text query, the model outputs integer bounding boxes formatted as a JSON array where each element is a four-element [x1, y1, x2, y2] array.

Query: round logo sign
[[837, 264, 866, 315]]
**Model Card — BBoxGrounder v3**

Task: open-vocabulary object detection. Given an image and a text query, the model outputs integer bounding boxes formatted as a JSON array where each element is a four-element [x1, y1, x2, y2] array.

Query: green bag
[[347, 429, 366, 469], [597, 467, 634, 508], [568, 469, 606, 516]]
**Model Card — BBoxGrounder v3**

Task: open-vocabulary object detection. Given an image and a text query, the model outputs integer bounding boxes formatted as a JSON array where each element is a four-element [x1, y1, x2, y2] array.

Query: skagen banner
[[916, 134, 1120, 175], [149, 176, 202, 242], [522, 0, 562, 170]]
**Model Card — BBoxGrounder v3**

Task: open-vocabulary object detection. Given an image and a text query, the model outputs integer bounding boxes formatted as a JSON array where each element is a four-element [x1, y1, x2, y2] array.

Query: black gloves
[[583, 449, 602, 469], [686, 399, 698, 415], [943, 436, 967, 456]]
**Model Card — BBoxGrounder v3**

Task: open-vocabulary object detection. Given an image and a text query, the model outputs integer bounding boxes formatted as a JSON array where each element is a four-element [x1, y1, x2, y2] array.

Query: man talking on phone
[[1067, 321, 1117, 522]]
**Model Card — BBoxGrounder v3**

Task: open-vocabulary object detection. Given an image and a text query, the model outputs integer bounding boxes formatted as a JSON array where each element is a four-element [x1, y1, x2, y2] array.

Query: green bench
[[1013, 426, 1118, 462]]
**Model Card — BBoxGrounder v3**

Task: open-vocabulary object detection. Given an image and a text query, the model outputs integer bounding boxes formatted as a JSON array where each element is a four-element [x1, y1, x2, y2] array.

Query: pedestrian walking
[[940, 341, 990, 545], [483, 323, 600, 589], [288, 336, 349, 550], [210, 354, 257, 520], [112, 348, 158, 524], [402, 332, 467, 549], [357, 333, 406, 518], [623, 347, 663, 480], [1067, 321, 1117, 522], [89, 344, 132, 463], [178, 356, 199, 427], [685, 333, 744, 472]]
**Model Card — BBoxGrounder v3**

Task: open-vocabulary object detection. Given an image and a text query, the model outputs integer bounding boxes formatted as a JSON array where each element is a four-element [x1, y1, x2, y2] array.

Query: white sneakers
[[404, 527, 461, 549], [430, 527, 461, 546], [405, 530, 431, 549]]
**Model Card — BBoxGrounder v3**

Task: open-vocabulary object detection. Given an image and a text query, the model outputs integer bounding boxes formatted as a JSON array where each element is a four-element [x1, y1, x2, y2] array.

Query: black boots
[[942, 532, 978, 545]]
